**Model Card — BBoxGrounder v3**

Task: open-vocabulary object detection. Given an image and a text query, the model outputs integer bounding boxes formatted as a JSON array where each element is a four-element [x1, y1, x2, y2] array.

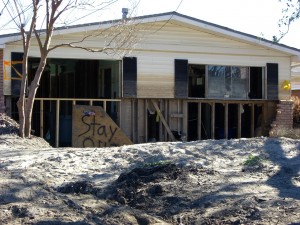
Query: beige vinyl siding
[[135, 50, 291, 99], [4, 21, 293, 99], [135, 22, 288, 57], [11, 22, 288, 58], [137, 55, 174, 98], [133, 23, 292, 100], [6, 22, 290, 59]]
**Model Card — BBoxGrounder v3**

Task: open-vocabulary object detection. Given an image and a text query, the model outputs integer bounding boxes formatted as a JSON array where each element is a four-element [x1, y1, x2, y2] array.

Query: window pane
[[225, 66, 231, 96], [231, 67, 249, 98], [207, 66, 225, 98], [207, 65, 249, 99]]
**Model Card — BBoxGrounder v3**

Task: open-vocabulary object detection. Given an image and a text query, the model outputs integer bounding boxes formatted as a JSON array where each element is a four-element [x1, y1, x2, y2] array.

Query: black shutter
[[267, 63, 278, 100], [11, 52, 24, 96], [175, 59, 188, 98], [123, 57, 137, 98]]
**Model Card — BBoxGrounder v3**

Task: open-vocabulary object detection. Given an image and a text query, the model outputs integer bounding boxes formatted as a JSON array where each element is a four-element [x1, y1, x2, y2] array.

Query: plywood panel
[[72, 105, 132, 147]]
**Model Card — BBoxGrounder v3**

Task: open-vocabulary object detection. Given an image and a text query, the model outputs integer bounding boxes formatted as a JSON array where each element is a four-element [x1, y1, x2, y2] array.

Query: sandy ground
[[0, 132, 300, 225]]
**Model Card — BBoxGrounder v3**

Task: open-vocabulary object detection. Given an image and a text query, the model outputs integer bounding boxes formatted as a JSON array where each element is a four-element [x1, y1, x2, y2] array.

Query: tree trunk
[[17, 98, 25, 138], [17, 54, 29, 138], [24, 57, 47, 138]]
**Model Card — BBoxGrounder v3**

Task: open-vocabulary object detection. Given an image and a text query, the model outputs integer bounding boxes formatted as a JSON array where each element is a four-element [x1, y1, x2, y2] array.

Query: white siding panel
[[135, 23, 288, 57], [137, 56, 174, 98], [6, 44, 118, 60], [6, 22, 289, 59], [278, 62, 292, 100], [19, 22, 288, 58], [5, 21, 293, 100], [136, 51, 291, 100]]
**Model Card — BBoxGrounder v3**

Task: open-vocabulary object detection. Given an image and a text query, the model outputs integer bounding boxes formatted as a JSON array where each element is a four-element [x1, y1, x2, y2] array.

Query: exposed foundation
[[120, 98, 277, 143]]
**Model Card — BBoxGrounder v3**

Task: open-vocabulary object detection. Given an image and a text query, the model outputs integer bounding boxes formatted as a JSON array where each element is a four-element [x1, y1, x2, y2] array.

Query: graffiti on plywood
[[72, 105, 132, 147]]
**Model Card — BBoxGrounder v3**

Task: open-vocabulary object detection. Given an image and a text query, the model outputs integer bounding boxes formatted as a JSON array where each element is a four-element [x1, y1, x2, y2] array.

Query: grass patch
[[243, 155, 263, 167], [143, 160, 172, 167]]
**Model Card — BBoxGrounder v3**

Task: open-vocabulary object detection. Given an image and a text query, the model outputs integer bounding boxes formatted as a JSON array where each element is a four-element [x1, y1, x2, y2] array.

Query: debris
[[0, 113, 19, 135]]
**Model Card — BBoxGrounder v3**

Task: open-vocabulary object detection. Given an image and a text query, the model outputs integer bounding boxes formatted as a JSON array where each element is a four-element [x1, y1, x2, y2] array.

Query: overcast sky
[[0, 0, 299, 49]]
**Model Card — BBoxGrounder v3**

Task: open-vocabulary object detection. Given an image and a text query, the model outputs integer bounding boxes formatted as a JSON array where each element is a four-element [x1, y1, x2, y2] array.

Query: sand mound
[[0, 113, 52, 149]]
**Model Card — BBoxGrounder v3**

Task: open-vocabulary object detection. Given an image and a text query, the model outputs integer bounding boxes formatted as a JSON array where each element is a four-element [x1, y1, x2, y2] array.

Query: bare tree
[[274, 0, 300, 42], [2, 0, 140, 138]]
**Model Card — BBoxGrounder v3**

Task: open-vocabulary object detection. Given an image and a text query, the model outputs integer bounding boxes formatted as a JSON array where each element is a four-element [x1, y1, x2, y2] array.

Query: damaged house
[[0, 12, 300, 147]]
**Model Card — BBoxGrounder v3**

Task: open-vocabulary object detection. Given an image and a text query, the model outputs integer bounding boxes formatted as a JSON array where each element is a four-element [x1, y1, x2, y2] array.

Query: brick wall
[[0, 49, 6, 113], [292, 90, 300, 98], [269, 100, 293, 137]]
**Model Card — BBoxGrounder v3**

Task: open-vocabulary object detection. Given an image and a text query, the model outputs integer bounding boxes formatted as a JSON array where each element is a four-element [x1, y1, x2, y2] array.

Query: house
[[291, 64, 300, 97], [0, 12, 300, 147]]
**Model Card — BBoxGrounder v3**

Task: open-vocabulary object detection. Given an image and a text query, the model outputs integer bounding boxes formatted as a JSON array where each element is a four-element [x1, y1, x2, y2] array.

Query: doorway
[[188, 65, 206, 98]]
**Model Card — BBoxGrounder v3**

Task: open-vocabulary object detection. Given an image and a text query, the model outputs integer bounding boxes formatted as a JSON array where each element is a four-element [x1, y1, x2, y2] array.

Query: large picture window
[[207, 65, 249, 99], [188, 64, 264, 99]]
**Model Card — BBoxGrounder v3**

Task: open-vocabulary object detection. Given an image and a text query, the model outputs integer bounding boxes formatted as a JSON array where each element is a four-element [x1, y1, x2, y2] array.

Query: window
[[231, 67, 249, 98], [207, 65, 249, 99], [188, 64, 264, 99], [188, 64, 205, 98]]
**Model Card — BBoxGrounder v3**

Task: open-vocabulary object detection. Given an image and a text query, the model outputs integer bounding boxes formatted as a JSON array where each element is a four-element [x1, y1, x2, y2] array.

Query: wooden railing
[[34, 98, 121, 147]]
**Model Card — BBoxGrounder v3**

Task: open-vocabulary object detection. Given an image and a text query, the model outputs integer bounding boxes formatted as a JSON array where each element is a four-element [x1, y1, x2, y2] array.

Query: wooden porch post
[[40, 100, 44, 138], [145, 99, 148, 142], [251, 103, 255, 137], [151, 99, 176, 141], [131, 99, 136, 143], [55, 100, 60, 147], [225, 103, 228, 139], [164, 100, 168, 141], [211, 103, 215, 139], [183, 100, 188, 141], [197, 102, 202, 140], [238, 104, 242, 138], [159, 100, 164, 141]]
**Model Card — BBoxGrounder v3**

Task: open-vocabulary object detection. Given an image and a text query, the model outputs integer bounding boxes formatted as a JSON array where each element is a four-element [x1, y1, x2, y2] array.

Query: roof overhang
[[1, 11, 300, 57], [168, 13, 300, 56]]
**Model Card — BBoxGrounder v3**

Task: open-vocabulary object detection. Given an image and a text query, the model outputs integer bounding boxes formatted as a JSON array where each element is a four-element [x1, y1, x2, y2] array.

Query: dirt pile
[[0, 128, 300, 224], [0, 113, 19, 135], [0, 113, 52, 149]]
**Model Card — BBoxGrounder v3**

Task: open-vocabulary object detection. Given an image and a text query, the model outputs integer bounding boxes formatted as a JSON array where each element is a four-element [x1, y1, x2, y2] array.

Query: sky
[[105, 0, 300, 49], [0, 0, 300, 49]]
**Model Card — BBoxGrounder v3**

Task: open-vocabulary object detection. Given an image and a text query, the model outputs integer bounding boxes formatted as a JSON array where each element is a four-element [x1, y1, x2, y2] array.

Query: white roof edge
[[1, 11, 300, 56], [171, 14, 300, 56], [52, 14, 174, 35], [0, 34, 22, 45]]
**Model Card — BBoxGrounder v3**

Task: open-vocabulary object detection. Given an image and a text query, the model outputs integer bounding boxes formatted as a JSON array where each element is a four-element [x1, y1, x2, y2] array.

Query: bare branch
[[0, 0, 9, 15], [2, 0, 142, 138], [47, 18, 141, 58], [275, 0, 300, 42]]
